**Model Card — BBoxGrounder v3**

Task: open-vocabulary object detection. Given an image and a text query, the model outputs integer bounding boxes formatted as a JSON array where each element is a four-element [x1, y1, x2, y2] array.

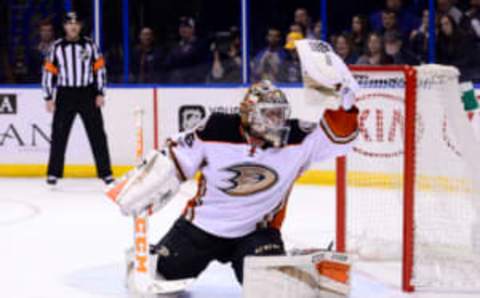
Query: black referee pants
[[47, 87, 112, 178]]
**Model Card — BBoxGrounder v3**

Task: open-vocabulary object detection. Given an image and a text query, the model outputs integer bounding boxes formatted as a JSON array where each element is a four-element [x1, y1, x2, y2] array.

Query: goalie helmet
[[240, 80, 291, 147]]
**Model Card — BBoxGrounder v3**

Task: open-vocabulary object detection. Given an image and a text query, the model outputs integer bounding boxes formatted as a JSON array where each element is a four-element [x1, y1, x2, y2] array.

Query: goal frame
[[336, 65, 418, 292]]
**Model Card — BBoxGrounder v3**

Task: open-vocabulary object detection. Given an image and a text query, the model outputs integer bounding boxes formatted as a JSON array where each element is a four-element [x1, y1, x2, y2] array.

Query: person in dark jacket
[[351, 14, 370, 56], [208, 27, 242, 83], [130, 27, 164, 83], [164, 17, 209, 83], [334, 33, 359, 65], [437, 14, 480, 81], [409, 9, 430, 63], [356, 32, 393, 65], [252, 27, 288, 83], [384, 31, 419, 65], [369, 0, 419, 36], [30, 19, 56, 82], [461, 0, 480, 43]]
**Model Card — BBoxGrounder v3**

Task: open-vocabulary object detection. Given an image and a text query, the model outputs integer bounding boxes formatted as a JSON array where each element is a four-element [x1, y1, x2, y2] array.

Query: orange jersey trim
[[268, 182, 295, 230], [269, 202, 288, 230], [182, 174, 206, 221], [166, 139, 188, 181]]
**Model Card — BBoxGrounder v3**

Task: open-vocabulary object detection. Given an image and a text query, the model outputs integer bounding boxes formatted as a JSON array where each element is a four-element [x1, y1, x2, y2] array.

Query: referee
[[42, 12, 113, 186]]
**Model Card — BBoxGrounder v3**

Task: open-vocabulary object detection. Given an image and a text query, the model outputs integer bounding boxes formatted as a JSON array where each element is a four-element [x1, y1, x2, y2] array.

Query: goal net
[[336, 65, 480, 291]]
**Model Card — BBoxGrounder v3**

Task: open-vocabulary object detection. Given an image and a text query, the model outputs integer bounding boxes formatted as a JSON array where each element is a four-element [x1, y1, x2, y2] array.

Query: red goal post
[[336, 65, 417, 291]]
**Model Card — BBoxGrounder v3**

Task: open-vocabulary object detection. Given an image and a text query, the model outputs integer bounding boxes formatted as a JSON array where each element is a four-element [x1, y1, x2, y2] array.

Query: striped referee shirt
[[42, 36, 106, 100]]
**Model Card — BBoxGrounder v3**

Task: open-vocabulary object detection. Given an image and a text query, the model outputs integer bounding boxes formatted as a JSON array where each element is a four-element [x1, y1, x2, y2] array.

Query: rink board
[[0, 86, 478, 189]]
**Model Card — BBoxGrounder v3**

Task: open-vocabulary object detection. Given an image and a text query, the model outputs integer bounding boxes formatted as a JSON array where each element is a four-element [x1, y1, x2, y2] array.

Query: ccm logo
[[134, 217, 148, 273]]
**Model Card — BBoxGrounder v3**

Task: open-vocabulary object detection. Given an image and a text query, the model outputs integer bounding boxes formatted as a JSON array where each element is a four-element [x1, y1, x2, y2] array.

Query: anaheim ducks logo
[[219, 163, 278, 196]]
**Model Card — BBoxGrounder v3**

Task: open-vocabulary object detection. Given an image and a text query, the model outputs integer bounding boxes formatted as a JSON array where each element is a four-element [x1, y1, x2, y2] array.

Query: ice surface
[[0, 178, 477, 298]]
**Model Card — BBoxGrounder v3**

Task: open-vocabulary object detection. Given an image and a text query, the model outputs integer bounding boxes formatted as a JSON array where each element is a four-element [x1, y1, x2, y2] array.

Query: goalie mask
[[240, 80, 291, 147]]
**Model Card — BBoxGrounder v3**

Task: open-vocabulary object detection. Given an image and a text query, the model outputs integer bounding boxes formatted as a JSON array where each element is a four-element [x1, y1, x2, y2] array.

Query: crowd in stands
[[2, 0, 480, 84], [248, 0, 480, 83], [123, 0, 480, 83]]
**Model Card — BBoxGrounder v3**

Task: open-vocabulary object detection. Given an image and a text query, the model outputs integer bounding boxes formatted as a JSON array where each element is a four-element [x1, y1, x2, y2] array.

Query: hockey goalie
[[107, 39, 358, 297]]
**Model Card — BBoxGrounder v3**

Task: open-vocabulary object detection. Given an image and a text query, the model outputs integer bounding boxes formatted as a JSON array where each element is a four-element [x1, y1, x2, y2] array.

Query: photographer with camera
[[208, 27, 242, 83]]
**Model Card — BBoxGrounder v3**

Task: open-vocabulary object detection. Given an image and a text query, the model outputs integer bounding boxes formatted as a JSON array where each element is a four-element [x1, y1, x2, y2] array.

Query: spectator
[[437, 14, 480, 81], [30, 19, 56, 81], [130, 27, 163, 83], [12, 52, 29, 83], [313, 21, 322, 40], [384, 31, 419, 65], [334, 33, 359, 65], [290, 23, 306, 36], [294, 8, 314, 38], [380, 10, 405, 41], [164, 17, 209, 83], [280, 32, 303, 83], [461, 0, 480, 43], [208, 27, 242, 83], [37, 20, 56, 58], [410, 9, 430, 63], [437, 0, 464, 24], [370, 0, 419, 36], [351, 15, 370, 55], [252, 27, 287, 82], [356, 32, 393, 65], [329, 34, 338, 49]]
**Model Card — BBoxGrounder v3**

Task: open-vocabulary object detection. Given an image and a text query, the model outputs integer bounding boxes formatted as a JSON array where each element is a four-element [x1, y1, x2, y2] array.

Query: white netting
[[345, 65, 480, 290]]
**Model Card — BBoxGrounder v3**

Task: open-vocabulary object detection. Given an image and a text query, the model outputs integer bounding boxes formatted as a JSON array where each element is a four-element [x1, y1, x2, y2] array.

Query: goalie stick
[[110, 107, 193, 295], [131, 107, 155, 293]]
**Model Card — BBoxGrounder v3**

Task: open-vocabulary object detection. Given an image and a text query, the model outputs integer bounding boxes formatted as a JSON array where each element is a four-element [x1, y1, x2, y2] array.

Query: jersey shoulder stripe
[[196, 113, 245, 144]]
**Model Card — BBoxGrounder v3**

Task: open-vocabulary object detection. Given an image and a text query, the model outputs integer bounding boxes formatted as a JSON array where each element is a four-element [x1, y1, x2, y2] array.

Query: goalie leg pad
[[243, 250, 351, 298], [106, 150, 181, 216]]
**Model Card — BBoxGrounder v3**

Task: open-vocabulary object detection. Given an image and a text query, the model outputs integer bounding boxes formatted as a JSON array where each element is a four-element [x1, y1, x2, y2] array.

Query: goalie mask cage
[[336, 65, 480, 292]]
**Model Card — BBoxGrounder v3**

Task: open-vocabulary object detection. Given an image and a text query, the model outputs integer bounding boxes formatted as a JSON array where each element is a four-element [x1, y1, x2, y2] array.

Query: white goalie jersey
[[167, 108, 359, 238]]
